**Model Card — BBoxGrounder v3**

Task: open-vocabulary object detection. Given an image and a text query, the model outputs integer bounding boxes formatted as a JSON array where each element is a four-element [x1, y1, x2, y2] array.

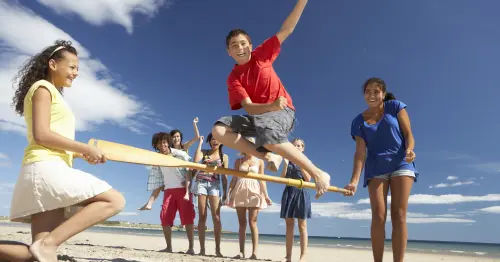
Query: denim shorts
[[215, 107, 295, 152], [192, 179, 220, 196], [371, 169, 416, 181]]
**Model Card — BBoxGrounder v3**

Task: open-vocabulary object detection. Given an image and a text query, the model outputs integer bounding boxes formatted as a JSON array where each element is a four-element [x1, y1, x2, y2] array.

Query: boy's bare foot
[[138, 203, 152, 211], [186, 248, 195, 255], [265, 152, 283, 172], [198, 249, 206, 256], [29, 238, 58, 262], [233, 252, 245, 259], [159, 247, 172, 253], [313, 171, 331, 199], [249, 253, 257, 259]]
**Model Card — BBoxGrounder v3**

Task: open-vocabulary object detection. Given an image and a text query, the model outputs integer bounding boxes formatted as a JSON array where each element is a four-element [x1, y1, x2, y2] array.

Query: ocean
[[86, 226, 500, 259]]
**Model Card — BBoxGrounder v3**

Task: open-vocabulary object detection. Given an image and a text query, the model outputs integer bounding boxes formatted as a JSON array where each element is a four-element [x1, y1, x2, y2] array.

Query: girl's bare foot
[[185, 248, 195, 255], [198, 249, 206, 256], [138, 203, 152, 210], [281, 257, 292, 262], [29, 238, 58, 262], [233, 252, 245, 259], [249, 253, 257, 259]]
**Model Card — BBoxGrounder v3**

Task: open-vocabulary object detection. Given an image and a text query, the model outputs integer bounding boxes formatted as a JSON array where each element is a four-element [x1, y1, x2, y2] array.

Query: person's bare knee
[[212, 124, 230, 140]]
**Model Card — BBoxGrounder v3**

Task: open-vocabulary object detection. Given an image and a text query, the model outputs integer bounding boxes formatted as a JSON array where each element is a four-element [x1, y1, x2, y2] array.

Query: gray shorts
[[215, 107, 295, 152]]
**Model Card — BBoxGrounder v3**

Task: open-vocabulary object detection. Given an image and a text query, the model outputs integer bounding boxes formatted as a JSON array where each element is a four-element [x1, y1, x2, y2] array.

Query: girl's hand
[[84, 145, 106, 165], [343, 182, 358, 197], [405, 149, 416, 163], [199, 136, 204, 142], [265, 196, 272, 206], [193, 117, 199, 124]]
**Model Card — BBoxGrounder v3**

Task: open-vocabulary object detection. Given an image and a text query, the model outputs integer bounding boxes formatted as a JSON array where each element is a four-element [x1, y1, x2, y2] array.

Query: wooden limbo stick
[[85, 139, 349, 194]]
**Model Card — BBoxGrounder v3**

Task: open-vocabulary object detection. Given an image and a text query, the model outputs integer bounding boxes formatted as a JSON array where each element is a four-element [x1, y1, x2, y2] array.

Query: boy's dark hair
[[362, 77, 396, 101], [12, 40, 77, 115], [206, 133, 225, 167], [225, 29, 252, 48], [152, 132, 171, 152]]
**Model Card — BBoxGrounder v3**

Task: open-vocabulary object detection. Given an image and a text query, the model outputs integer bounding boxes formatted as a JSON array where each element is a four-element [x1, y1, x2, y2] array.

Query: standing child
[[226, 137, 271, 259], [170, 117, 201, 153], [3, 40, 125, 262], [280, 138, 312, 262], [344, 78, 418, 262], [192, 133, 228, 257], [138, 132, 195, 254], [211, 0, 330, 199]]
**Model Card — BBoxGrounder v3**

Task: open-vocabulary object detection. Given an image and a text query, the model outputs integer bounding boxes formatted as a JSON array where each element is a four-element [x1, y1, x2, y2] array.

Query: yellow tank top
[[22, 80, 75, 167]]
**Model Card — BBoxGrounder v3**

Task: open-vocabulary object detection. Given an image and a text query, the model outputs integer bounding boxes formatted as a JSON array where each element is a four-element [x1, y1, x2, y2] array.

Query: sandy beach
[[0, 223, 497, 262]]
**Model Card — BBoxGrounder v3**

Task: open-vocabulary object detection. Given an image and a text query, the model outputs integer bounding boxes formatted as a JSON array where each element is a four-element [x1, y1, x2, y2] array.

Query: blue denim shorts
[[192, 179, 220, 196], [371, 169, 416, 181]]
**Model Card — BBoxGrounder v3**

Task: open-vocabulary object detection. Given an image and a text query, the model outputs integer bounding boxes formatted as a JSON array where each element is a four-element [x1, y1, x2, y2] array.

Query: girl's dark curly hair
[[12, 40, 77, 115]]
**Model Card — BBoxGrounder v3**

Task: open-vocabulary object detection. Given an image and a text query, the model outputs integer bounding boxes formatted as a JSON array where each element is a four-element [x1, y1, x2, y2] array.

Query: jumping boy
[[212, 0, 331, 198]]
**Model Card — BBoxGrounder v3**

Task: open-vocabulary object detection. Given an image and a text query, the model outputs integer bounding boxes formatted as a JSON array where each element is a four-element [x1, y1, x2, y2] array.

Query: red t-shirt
[[227, 35, 295, 111]]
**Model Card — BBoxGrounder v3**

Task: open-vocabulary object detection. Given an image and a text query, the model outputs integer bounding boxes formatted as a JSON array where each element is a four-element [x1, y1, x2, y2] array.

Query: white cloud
[[429, 181, 476, 189], [357, 194, 500, 205], [117, 211, 139, 216], [37, 0, 169, 34], [469, 162, 500, 174], [447, 176, 458, 180], [0, 2, 156, 135], [239, 202, 475, 224], [0, 153, 7, 160], [478, 206, 500, 214]]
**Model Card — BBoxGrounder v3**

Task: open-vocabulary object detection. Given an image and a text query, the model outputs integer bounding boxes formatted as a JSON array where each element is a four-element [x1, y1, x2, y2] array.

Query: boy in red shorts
[[138, 132, 195, 254], [212, 0, 330, 198]]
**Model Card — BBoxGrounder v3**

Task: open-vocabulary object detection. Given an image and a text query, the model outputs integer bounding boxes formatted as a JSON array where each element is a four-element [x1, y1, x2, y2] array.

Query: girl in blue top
[[344, 78, 418, 262]]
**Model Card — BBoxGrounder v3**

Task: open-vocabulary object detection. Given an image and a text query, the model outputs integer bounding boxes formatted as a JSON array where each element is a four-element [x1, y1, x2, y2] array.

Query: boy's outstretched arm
[[276, 0, 308, 44]]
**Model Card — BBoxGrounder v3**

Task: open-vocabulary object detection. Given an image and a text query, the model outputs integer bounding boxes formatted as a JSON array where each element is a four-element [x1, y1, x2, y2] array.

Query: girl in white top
[[0, 41, 125, 262]]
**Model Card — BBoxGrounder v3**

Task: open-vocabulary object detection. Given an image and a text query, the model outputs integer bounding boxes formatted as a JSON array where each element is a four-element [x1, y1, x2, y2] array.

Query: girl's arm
[[344, 136, 366, 196], [227, 159, 240, 202], [258, 160, 272, 205], [138, 187, 163, 210], [184, 170, 192, 200], [193, 136, 205, 163], [221, 154, 229, 202], [279, 159, 290, 178], [301, 168, 312, 182], [398, 109, 416, 163], [32, 87, 104, 163], [183, 117, 201, 151]]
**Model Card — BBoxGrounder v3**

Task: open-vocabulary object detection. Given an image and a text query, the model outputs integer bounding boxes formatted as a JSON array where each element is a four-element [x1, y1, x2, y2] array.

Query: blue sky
[[0, 0, 499, 243]]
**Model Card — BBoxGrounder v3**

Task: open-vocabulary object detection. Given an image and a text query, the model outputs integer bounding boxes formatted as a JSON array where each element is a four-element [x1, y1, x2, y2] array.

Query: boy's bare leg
[[212, 125, 283, 171], [185, 224, 195, 255], [160, 226, 173, 252], [264, 142, 330, 198]]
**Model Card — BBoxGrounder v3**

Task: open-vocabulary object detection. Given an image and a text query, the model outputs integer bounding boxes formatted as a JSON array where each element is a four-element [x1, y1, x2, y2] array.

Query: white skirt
[[10, 160, 112, 223]]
